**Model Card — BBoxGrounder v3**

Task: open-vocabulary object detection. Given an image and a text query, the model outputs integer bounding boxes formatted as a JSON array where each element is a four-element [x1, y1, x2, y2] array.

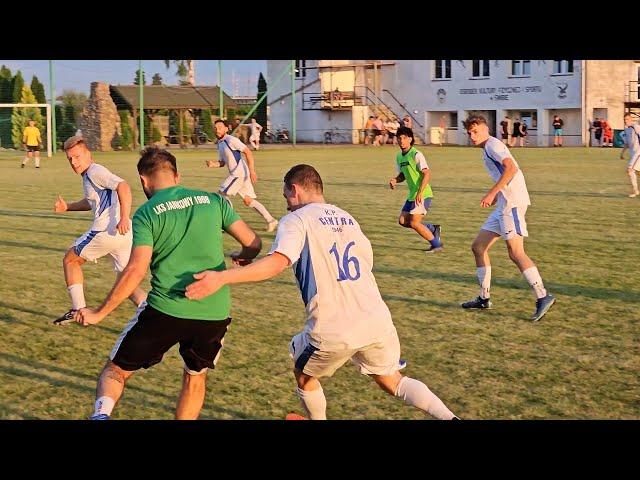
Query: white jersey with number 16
[[269, 203, 394, 351]]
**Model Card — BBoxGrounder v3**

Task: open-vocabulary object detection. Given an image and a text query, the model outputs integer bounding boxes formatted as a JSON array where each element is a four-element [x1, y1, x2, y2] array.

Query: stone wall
[[78, 82, 120, 151]]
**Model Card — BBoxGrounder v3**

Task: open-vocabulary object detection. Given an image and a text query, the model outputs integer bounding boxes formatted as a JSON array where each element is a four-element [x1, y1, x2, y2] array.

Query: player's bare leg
[[90, 360, 134, 419], [175, 369, 207, 420]]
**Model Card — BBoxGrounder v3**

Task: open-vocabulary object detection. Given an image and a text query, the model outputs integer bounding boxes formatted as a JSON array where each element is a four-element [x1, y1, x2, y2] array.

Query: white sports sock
[[629, 171, 639, 193], [395, 376, 455, 420], [22, 156, 29, 166], [248, 199, 275, 223], [67, 284, 86, 310], [477, 266, 491, 299], [35, 156, 40, 167], [93, 396, 115, 417], [296, 385, 327, 420], [522, 266, 547, 299]]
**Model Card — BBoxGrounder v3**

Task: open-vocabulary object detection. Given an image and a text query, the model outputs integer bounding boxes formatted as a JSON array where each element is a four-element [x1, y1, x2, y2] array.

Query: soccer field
[[0, 144, 638, 420]]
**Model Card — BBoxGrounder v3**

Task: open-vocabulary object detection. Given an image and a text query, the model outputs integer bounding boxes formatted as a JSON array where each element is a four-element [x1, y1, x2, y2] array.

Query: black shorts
[[501, 132, 508, 139], [110, 303, 232, 373], [26, 145, 39, 152]]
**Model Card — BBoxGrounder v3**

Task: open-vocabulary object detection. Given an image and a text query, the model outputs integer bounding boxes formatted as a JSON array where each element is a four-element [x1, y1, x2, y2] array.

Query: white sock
[[35, 156, 40, 167], [93, 396, 115, 417], [477, 266, 491, 299], [248, 199, 275, 223], [395, 376, 455, 420], [522, 266, 547, 299], [630, 171, 639, 193], [22, 156, 29, 166], [67, 284, 86, 310], [296, 385, 327, 420]]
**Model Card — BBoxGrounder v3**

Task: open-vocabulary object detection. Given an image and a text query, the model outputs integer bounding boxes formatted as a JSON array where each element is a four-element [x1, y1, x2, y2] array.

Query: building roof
[[109, 84, 238, 110]]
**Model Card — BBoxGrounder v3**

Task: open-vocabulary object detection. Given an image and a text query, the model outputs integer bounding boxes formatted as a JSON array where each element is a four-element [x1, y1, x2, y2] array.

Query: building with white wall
[[266, 60, 640, 146]]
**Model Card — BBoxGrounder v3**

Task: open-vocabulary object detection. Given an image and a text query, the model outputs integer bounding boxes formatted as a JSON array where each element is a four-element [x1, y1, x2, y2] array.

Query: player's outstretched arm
[[54, 195, 91, 212], [115, 181, 133, 235], [225, 219, 262, 264], [206, 159, 225, 168], [75, 246, 152, 326], [185, 252, 290, 300]]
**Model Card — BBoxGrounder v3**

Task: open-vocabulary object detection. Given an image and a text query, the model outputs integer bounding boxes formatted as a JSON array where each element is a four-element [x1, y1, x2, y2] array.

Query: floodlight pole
[[139, 60, 144, 147], [49, 60, 56, 154], [291, 60, 296, 146], [218, 60, 223, 118]]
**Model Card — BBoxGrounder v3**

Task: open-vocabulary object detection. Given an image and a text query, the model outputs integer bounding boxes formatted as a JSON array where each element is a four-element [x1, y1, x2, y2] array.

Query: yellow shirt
[[23, 126, 41, 146]]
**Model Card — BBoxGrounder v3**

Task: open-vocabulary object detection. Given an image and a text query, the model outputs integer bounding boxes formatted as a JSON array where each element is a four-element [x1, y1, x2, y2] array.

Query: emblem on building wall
[[437, 88, 447, 103], [556, 83, 568, 99]]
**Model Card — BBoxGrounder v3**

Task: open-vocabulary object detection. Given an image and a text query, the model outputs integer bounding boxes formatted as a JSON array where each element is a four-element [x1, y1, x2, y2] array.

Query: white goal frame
[[0, 103, 52, 157]]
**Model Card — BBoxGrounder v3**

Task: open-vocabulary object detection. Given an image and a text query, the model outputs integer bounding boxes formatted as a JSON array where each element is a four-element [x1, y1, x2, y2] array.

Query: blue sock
[[429, 236, 442, 248], [424, 223, 435, 234]]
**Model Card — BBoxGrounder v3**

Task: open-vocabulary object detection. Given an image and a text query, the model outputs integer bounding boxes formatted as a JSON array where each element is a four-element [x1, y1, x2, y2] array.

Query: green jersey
[[132, 185, 241, 320], [395, 146, 433, 201]]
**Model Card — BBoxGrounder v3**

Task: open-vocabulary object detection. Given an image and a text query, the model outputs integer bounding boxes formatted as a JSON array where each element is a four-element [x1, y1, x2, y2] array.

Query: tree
[[0, 65, 13, 147], [152, 73, 163, 85], [11, 85, 44, 149], [133, 69, 146, 85], [164, 60, 195, 85], [11, 71, 24, 102], [31, 75, 47, 121], [200, 108, 213, 141], [58, 90, 88, 125], [30, 76, 46, 103], [118, 111, 134, 150], [256, 73, 267, 141]]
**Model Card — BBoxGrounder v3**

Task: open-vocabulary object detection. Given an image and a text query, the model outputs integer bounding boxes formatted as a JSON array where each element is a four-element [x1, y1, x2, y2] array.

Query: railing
[[302, 91, 364, 110], [381, 89, 424, 129]]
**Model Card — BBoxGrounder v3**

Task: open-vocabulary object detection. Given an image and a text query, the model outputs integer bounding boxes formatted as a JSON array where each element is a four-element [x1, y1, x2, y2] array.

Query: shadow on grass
[[0, 210, 89, 222], [374, 266, 639, 303], [0, 352, 251, 419], [0, 304, 124, 336], [0, 240, 66, 253]]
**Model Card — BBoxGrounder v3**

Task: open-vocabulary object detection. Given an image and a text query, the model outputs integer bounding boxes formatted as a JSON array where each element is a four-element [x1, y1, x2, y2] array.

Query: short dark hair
[[214, 119, 229, 127], [462, 115, 488, 130], [396, 126, 415, 146], [137, 146, 178, 176], [284, 164, 323, 193]]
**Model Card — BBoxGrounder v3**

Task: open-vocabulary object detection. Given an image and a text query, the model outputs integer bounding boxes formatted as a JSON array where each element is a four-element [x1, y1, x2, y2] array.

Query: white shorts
[[289, 327, 401, 378], [219, 175, 256, 199], [249, 134, 260, 142], [481, 205, 529, 240], [71, 229, 133, 272]]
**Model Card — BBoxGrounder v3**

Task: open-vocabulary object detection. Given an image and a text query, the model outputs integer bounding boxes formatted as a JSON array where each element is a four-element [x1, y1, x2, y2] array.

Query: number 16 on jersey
[[329, 241, 361, 281]]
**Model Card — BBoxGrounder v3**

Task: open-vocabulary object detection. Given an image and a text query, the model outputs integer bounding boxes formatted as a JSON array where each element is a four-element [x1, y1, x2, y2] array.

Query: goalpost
[[0, 103, 53, 158]]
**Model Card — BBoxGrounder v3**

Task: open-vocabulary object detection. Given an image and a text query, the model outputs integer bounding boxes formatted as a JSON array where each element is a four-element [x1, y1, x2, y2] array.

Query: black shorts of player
[[501, 132, 508, 140], [111, 304, 232, 373], [26, 145, 39, 152]]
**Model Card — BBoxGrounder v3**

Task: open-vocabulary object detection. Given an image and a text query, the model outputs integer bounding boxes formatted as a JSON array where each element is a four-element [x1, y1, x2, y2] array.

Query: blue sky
[[0, 60, 267, 98]]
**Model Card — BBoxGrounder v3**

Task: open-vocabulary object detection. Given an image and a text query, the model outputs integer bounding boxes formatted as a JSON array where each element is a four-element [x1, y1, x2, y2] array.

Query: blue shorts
[[401, 198, 432, 215], [554, 128, 563, 136]]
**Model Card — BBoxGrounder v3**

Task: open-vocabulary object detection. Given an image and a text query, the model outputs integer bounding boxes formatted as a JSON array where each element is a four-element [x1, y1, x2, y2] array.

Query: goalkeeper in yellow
[[22, 119, 42, 168]]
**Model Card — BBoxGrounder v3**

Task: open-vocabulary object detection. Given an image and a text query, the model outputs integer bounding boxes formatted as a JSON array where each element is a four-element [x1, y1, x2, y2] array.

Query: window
[[553, 60, 574, 74], [295, 60, 307, 79], [472, 60, 490, 78], [434, 60, 451, 80], [511, 60, 531, 76]]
